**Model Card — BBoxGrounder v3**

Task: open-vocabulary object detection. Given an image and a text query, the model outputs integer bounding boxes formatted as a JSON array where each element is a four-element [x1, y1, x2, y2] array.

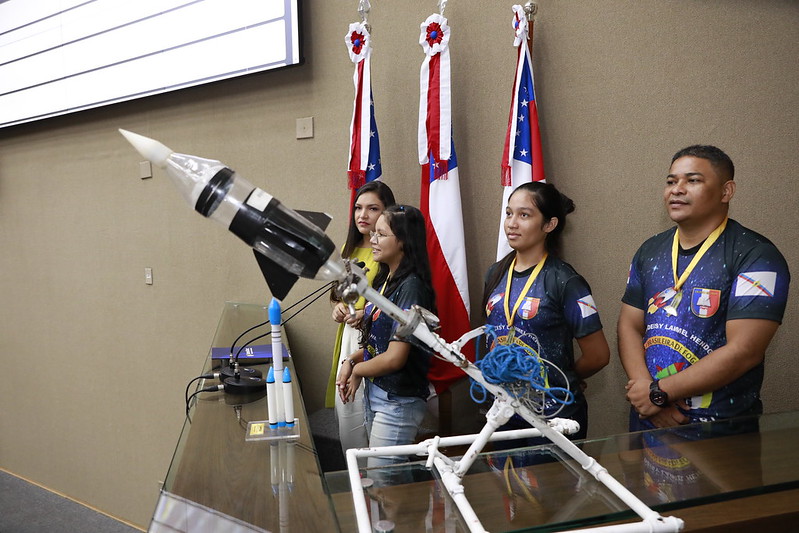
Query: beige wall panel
[[0, 0, 796, 528]]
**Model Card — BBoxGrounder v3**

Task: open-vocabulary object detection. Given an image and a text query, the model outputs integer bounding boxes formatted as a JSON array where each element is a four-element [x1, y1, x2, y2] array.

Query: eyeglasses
[[369, 230, 395, 241]]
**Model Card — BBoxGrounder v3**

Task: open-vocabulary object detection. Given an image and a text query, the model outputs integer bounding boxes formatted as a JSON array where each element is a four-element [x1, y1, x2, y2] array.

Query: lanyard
[[366, 278, 389, 321], [503, 253, 547, 330], [670, 218, 728, 290]]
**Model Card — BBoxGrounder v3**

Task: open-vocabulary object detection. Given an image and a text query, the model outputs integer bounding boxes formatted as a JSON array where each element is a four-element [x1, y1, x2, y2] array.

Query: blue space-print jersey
[[623, 219, 790, 422], [484, 256, 603, 419]]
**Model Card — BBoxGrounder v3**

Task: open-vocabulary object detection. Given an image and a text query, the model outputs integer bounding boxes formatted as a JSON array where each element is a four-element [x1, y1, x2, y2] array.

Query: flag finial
[[525, 2, 537, 18], [358, 0, 371, 24]]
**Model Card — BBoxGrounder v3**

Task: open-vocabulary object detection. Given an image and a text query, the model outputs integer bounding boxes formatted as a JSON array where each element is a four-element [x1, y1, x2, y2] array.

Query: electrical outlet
[[296, 117, 314, 139], [139, 161, 152, 179]]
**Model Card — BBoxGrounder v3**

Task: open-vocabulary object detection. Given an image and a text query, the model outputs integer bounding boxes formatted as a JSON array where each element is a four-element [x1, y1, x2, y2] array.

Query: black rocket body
[[119, 129, 344, 299]]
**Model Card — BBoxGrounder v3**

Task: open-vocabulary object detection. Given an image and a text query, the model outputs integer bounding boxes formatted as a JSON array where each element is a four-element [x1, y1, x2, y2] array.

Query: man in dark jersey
[[619, 145, 790, 431]]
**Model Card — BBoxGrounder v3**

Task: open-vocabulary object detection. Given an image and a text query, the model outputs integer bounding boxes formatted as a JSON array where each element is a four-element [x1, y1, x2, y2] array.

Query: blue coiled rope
[[469, 326, 575, 408]]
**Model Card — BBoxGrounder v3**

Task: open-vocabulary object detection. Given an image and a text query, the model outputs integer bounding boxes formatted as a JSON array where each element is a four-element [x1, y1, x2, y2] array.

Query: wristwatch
[[649, 379, 669, 407]]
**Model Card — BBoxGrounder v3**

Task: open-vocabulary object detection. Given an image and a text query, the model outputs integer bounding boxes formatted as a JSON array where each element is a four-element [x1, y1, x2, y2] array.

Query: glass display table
[[326, 411, 799, 532], [150, 302, 799, 532], [149, 302, 335, 533]]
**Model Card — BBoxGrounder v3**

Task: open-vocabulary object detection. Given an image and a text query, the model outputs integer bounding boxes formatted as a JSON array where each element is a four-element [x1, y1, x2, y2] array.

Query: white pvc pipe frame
[[339, 267, 683, 533]]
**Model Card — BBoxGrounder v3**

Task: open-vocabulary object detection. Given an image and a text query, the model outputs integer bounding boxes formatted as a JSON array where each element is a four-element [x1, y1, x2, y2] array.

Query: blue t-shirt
[[484, 256, 603, 419], [623, 219, 790, 422], [363, 273, 434, 399]]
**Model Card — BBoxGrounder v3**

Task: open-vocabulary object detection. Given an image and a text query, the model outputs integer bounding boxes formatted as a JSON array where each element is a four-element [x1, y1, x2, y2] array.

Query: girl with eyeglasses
[[337, 205, 436, 470], [327, 181, 395, 458]]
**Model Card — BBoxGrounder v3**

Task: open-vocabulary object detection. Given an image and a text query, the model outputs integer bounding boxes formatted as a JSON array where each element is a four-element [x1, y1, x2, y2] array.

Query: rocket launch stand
[[339, 265, 684, 533], [116, 130, 681, 533]]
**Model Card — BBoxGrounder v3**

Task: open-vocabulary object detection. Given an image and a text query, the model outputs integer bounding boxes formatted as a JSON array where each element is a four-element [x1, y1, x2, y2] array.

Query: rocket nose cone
[[119, 129, 173, 168], [268, 297, 282, 324]]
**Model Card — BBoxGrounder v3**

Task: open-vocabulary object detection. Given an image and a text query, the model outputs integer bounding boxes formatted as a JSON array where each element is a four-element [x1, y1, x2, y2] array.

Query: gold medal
[[663, 290, 683, 316], [505, 326, 516, 345]]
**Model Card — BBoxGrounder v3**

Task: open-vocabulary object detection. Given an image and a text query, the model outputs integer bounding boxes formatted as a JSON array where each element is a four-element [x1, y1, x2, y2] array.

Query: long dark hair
[[482, 182, 575, 315], [360, 205, 435, 347], [371, 205, 434, 300], [341, 181, 396, 259]]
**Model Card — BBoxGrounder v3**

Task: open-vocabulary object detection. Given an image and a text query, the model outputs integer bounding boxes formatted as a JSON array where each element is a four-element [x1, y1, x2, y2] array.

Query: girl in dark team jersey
[[326, 181, 395, 462], [337, 205, 436, 470], [483, 182, 610, 447]]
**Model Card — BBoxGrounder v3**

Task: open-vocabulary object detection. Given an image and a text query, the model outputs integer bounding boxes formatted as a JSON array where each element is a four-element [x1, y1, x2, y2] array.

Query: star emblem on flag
[[420, 14, 450, 57], [345, 22, 371, 63]]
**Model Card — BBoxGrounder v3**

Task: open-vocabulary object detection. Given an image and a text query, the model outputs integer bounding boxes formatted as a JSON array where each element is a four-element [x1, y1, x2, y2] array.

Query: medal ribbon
[[670, 218, 728, 290], [503, 253, 547, 329]]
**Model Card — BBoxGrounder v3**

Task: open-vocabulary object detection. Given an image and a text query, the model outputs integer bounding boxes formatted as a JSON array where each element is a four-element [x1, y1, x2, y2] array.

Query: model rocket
[[266, 367, 279, 429], [269, 298, 287, 428], [119, 129, 344, 299]]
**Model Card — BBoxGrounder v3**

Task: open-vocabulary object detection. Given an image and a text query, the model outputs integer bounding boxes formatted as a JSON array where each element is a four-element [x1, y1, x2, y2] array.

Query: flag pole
[[525, 2, 537, 55], [358, 0, 370, 29], [358, 0, 369, 20]]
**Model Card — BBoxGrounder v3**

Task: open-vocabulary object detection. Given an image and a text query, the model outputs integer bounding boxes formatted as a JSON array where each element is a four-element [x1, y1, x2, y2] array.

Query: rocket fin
[[253, 250, 299, 301], [253, 210, 331, 299], [295, 210, 332, 232]]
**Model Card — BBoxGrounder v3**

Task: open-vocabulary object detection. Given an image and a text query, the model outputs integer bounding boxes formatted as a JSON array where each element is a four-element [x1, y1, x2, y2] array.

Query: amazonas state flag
[[345, 22, 383, 206], [497, 5, 546, 260], [419, 13, 473, 392]]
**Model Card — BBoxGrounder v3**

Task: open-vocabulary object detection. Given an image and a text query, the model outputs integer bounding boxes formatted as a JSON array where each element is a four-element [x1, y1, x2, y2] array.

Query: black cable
[[227, 281, 335, 360], [185, 376, 204, 409], [281, 282, 335, 324], [185, 384, 224, 420], [234, 331, 273, 361], [181, 280, 337, 418], [232, 281, 335, 361], [286, 280, 336, 313], [184, 372, 222, 408], [227, 321, 269, 361]]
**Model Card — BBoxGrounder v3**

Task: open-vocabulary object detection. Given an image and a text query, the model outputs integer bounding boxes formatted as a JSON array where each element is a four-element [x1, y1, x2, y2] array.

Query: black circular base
[[220, 365, 262, 380], [224, 386, 267, 405], [223, 375, 266, 395]]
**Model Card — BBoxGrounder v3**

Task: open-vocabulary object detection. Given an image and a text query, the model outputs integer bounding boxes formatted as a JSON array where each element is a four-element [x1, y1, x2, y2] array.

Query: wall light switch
[[139, 161, 153, 179], [144, 267, 153, 285], [296, 117, 314, 139]]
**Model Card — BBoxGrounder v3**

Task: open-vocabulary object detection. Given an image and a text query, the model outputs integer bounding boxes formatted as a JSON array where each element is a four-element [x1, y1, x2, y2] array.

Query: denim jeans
[[363, 380, 426, 473]]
